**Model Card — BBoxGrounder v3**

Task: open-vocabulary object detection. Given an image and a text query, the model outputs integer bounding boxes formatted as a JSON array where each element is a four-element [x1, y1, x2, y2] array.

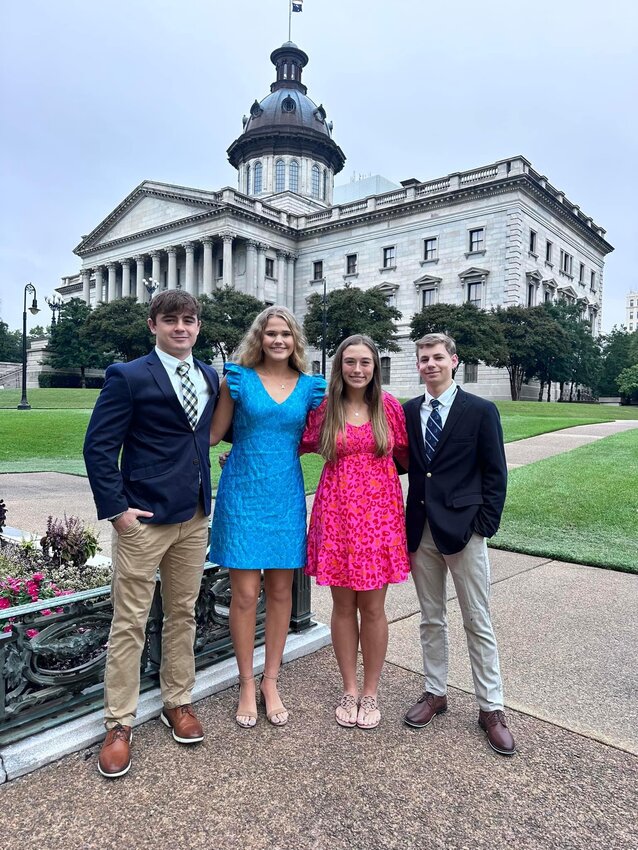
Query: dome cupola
[[227, 43, 346, 210]]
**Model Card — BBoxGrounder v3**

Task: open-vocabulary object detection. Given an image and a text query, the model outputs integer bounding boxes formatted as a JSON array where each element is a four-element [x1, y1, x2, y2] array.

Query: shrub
[[38, 373, 104, 388]]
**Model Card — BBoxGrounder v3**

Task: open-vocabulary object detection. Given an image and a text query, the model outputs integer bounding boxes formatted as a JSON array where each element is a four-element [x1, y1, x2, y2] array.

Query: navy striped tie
[[424, 398, 442, 464]]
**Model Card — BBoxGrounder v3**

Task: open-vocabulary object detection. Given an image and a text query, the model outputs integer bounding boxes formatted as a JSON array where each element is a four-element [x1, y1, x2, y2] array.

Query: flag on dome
[[292, 1, 303, 11]]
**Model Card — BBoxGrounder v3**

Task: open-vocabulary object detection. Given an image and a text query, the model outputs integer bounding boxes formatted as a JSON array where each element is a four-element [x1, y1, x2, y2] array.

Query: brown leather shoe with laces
[[98, 724, 132, 778], [404, 692, 448, 728], [478, 709, 516, 756], [161, 704, 204, 743]]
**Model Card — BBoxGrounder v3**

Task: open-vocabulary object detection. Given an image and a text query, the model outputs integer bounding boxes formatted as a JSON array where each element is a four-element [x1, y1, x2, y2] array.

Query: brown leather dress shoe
[[98, 724, 132, 778], [478, 709, 516, 756], [404, 691, 448, 728], [161, 704, 204, 743]]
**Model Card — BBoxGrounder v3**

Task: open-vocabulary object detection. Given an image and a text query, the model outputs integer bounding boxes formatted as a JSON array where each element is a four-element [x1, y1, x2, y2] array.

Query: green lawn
[[495, 400, 638, 443], [0, 388, 100, 409], [491, 428, 638, 573]]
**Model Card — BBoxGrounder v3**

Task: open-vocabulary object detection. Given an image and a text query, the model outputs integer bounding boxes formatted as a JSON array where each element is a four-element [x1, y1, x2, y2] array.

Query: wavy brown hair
[[232, 305, 309, 372], [319, 335, 389, 462]]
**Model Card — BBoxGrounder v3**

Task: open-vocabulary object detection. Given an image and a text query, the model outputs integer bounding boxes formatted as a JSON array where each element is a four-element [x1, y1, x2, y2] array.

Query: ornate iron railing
[[0, 562, 312, 745]]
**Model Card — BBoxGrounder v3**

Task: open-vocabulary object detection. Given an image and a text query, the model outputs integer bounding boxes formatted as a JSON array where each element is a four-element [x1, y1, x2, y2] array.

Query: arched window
[[275, 159, 285, 193], [322, 169, 328, 200], [311, 164, 320, 198], [245, 164, 251, 194], [289, 160, 299, 192], [254, 161, 263, 194]]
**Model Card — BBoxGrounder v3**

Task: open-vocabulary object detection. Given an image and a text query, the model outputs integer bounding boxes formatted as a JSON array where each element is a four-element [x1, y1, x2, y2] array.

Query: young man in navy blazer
[[402, 333, 515, 755], [84, 290, 219, 777]]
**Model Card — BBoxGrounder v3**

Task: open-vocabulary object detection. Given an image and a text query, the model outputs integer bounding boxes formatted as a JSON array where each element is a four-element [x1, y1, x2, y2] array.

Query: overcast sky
[[1, 0, 636, 332]]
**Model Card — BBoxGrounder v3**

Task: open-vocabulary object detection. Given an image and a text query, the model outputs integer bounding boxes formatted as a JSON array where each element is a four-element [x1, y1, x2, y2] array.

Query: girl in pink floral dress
[[300, 335, 410, 730]]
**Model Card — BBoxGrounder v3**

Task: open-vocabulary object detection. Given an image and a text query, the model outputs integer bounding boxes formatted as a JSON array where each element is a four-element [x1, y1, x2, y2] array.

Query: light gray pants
[[410, 521, 504, 711]]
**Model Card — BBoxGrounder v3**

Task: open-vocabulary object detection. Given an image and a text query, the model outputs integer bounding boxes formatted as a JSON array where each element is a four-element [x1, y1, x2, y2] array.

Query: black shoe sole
[[403, 708, 447, 729], [478, 721, 516, 756]]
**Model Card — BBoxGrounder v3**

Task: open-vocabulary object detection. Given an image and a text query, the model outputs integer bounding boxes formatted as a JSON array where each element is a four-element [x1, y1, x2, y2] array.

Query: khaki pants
[[410, 521, 504, 711], [104, 506, 209, 728]]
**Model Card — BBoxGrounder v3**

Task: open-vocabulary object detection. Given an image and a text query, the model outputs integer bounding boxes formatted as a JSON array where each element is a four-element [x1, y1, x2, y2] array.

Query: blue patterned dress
[[210, 364, 326, 570]]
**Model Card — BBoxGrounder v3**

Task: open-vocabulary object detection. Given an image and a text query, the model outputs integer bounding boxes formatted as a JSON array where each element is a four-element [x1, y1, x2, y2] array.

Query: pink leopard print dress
[[301, 393, 410, 590]]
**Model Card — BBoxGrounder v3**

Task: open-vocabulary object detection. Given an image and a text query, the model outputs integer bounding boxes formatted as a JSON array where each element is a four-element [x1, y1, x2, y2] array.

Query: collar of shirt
[[420, 381, 458, 437], [154, 346, 210, 423], [155, 345, 194, 375]]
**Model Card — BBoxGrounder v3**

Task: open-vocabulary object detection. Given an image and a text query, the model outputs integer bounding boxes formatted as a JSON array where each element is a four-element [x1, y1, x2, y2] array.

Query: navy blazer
[[83, 350, 219, 524], [403, 387, 507, 555]]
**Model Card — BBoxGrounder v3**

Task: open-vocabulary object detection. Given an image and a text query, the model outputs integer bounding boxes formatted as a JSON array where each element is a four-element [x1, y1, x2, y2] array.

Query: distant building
[[57, 41, 613, 399], [625, 291, 638, 332]]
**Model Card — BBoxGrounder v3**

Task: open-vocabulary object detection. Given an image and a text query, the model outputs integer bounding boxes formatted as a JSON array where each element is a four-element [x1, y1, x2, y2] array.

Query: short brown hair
[[415, 332, 456, 356], [148, 290, 201, 322]]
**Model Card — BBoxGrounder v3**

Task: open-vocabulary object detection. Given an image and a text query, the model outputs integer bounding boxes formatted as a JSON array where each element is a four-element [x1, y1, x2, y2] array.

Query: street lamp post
[[321, 277, 327, 377], [45, 294, 63, 327], [143, 278, 159, 300], [17, 283, 40, 411]]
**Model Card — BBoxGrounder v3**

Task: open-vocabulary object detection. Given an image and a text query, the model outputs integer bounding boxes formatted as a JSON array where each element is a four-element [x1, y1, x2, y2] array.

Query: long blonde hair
[[232, 305, 309, 372], [319, 335, 389, 462]]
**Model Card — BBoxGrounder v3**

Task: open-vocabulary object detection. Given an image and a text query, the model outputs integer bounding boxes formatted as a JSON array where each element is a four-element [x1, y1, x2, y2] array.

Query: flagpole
[[288, 1, 292, 40]]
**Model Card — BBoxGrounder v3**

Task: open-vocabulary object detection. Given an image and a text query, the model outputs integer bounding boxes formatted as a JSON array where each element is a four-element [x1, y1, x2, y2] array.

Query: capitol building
[[56, 41, 613, 399]]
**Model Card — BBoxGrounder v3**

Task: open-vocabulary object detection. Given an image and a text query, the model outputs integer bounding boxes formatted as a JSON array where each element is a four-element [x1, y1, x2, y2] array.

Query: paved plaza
[[0, 421, 637, 849]]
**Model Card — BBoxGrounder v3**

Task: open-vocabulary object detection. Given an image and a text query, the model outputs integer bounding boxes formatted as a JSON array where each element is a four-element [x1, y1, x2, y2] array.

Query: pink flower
[[55, 607, 64, 614], [25, 628, 39, 639], [42, 608, 52, 616], [2, 625, 12, 633], [32, 573, 45, 582], [0, 598, 10, 610]]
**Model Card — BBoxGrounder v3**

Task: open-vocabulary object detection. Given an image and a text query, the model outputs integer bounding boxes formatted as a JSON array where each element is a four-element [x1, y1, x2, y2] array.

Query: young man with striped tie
[[84, 290, 219, 777], [401, 333, 515, 755]]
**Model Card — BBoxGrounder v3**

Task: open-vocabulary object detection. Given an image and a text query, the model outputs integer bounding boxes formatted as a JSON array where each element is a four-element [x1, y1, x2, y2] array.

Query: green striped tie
[[176, 362, 198, 428]]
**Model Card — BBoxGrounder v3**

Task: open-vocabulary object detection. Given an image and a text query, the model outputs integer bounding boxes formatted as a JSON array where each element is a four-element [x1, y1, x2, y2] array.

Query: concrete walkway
[[1, 421, 637, 849]]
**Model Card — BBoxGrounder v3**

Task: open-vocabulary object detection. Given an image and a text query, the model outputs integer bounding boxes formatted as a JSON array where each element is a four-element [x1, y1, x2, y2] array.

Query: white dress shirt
[[419, 380, 458, 446], [154, 346, 210, 425]]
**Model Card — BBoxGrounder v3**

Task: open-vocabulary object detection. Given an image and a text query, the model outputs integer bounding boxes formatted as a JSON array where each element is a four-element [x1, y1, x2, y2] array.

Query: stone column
[[246, 240, 258, 297], [121, 260, 131, 298], [222, 234, 234, 288], [202, 237, 214, 295], [81, 270, 91, 305], [167, 247, 177, 290], [151, 251, 161, 296], [107, 263, 118, 302], [256, 243, 267, 301], [94, 267, 104, 303], [276, 250, 287, 305], [285, 253, 297, 310], [135, 255, 146, 301], [184, 242, 195, 294]]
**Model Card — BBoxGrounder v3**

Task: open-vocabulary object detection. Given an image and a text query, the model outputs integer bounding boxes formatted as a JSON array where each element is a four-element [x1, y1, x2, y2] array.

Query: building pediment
[[557, 284, 579, 299], [413, 273, 442, 289], [543, 277, 558, 289], [75, 181, 224, 254], [526, 269, 543, 282], [376, 281, 400, 293], [458, 266, 490, 281]]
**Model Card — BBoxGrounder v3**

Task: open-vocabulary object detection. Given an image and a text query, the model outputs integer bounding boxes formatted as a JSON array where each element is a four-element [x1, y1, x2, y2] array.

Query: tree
[[410, 302, 506, 365], [490, 306, 551, 401], [0, 320, 22, 362], [46, 298, 103, 388], [303, 285, 401, 356], [194, 289, 265, 363], [525, 306, 572, 401], [598, 328, 633, 397], [83, 296, 153, 363], [616, 364, 638, 402], [28, 324, 48, 338]]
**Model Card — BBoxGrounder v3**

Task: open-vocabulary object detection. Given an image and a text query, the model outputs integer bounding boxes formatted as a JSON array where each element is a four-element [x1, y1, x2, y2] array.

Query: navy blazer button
[[193, 459, 200, 465], [420, 500, 425, 506], [426, 472, 432, 478]]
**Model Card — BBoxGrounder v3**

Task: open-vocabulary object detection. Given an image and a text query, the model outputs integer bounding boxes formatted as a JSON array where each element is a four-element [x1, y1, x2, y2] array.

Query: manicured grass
[[495, 400, 638, 443], [491, 429, 638, 573], [0, 388, 100, 409]]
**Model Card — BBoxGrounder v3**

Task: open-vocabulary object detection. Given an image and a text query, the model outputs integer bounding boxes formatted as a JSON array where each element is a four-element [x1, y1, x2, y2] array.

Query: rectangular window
[[265, 258, 274, 278], [382, 246, 396, 268], [527, 283, 536, 307], [469, 228, 484, 253], [311, 360, 321, 375], [423, 237, 438, 261], [464, 363, 478, 383], [579, 263, 585, 284], [529, 230, 537, 254], [560, 250, 573, 276], [467, 281, 482, 307], [590, 271, 596, 290], [422, 288, 436, 308], [217, 259, 223, 278], [380, 356, 391, 384], [346, 254, 357, 275], [312, 260, 324, 281], [545, 240, 553, 263]]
